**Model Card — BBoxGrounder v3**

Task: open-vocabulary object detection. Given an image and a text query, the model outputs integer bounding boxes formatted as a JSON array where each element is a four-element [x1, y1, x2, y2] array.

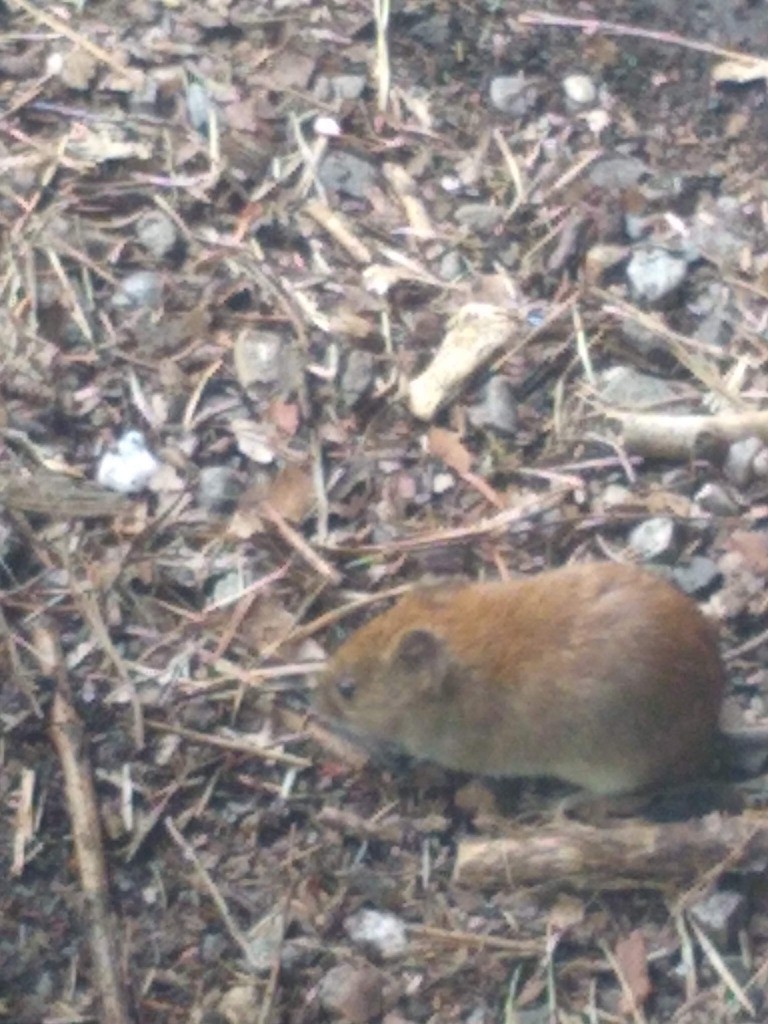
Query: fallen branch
[[452, 814, 767, 889], [614, 410, 768, 459]]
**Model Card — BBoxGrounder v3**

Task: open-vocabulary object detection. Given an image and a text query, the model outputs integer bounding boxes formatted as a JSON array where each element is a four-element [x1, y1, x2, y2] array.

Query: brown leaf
[[615, 930, 652, 1013], [727, 530, 768, 575], [268, 398, 300, 436], [59, 48, 98, 91], [265, 464, 315, 524], [427, 426, 472, 475]]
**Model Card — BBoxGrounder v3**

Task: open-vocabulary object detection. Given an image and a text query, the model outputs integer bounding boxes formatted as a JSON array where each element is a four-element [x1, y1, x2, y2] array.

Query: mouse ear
[[391, 629, 449, 696]]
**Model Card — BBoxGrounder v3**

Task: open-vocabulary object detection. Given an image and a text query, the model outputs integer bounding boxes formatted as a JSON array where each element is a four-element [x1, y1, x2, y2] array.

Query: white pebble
[[314, 115, 341, 137], [96, 431, 160, 494], [563, 73, 597, 106]]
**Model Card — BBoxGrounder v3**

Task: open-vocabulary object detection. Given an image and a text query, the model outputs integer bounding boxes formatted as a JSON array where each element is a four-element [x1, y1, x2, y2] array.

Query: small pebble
[[410, 13, 451, 47], [753, 448, 768, 478], [695, 482, 740, 516], [330, 74, 367, 101], [96, 431, 160, 494], [314, 115, 342, 137], [318, 963, 385, 1024], [197, 465, 242, 512], [112, 270, 163, 310], [345, 909, 408, 958], [672, 556, 720, 595], [136, 211, 178, 259], [340, 349, 376, 406], [432, 472, 455, 495], [319, 151, 378, 199], [438, 250, 464, 281], [724, 436, 764, 489], [588, 155, 647, 190], [563, 73, 597, 106], [468, 375, 517, 435], [234, 330, 283, 388], [628, 516, 677, 562], [186, 79, 211, 131], [489, 74, 537, 116], [596, 366, 681, 408], [455, 203, 504, 232], [688, 890, 746, 949], [626, 246, 688, 305], [599, 484, 635, 510]]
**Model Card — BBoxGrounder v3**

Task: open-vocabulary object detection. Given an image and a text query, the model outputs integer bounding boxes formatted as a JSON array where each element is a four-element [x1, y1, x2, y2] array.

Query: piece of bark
[[452, 814, 768, 889], [614, 411, 768, 460], [408, 303, 523, 421]]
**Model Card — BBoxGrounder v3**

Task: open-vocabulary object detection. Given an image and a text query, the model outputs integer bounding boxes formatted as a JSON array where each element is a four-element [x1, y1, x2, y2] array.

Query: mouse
[[314, 562, 726, 796]]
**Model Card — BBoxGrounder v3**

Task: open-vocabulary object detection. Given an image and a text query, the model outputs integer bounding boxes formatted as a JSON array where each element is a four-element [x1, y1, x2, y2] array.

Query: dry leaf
[[269, 398, 300, 436], [265, 464, 315, 523], [548, 894, 586, 931], [58, 48, 98, 90], [615, 930, 652, 1013], [727, 529, 768, 575], [427, 426, 472, 475]]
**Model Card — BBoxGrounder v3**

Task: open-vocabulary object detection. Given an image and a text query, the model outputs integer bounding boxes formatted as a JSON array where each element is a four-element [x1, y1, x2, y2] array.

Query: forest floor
[[3, 1, 768, 1021]]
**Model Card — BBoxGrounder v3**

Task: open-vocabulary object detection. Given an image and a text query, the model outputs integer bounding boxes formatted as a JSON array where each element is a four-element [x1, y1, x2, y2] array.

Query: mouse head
[[314, 624, 453, 742]]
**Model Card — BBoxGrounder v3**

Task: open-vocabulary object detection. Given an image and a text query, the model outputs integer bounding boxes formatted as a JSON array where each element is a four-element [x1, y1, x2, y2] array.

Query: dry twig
[[49, 645, 133, 1024]]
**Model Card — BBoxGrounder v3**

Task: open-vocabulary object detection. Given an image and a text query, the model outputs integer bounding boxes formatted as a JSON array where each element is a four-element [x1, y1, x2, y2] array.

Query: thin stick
[[145, 719, 312, 768], [519, 11, 767, 64], [9, 0, 141, 83], [373, 0, 391, 113], [322, 487, 571, 555], [408, 923, 541, 956], [50, 647, 133, 1024], [165, 817, 263, 973], [263, 502, 342, 584]]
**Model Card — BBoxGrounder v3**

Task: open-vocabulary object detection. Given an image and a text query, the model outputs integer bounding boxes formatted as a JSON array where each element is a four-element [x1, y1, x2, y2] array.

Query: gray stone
[[112, 270, 163, 309], [410, 14, 451, 47], [489, 74, 537, 116], [234, 330, 284, 387], [345, 909, 408, 958], [689, 890, 746, 949], [438, 250, 464, 281], [689, 196, 750, 271], [187, 80, 212, 132], [318, 963, 385, 1023], [136, 211, 178, 259], [596, 366, 680, 408], [672, 557, 720, 595], [628, 516, 677, 562], [724, 437, 764, 489], [695, 482, 740, 516], [627, 246, 688, 304], [197, 466, 242, 512], [330, 74, 367, 101], [455, 204, 504, 232], [319, 151, 377, 199], [468, 375, 517, 435], [341, 349, 376, 406], [588, 155, 647, 190]]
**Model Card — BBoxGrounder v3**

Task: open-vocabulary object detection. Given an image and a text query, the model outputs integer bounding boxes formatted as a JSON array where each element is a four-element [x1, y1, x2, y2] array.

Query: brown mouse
[[314, 562, 725, 796]]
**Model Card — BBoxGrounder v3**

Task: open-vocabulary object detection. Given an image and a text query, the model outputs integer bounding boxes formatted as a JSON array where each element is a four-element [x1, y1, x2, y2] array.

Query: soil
[[3, 1, 768, 1022]]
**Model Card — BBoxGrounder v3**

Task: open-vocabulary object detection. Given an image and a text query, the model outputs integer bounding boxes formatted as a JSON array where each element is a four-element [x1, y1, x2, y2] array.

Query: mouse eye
[[336, 675, 357, 701]]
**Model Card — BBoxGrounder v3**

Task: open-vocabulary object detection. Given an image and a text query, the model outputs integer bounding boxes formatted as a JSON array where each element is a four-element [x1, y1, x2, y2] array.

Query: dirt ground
[[3, 0, 768, 1021]]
